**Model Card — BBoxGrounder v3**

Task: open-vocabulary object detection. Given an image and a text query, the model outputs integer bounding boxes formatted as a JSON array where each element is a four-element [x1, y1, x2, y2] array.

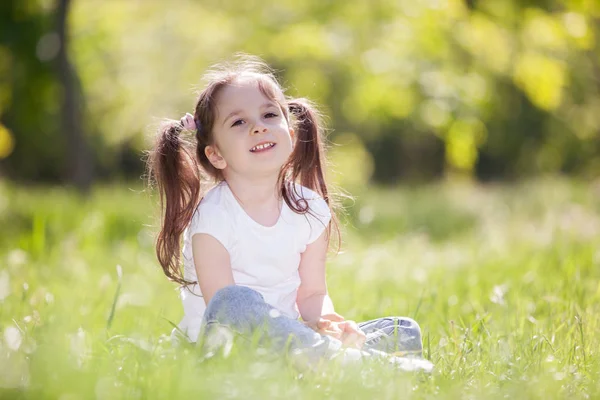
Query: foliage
[[1, 0, 600, 185]]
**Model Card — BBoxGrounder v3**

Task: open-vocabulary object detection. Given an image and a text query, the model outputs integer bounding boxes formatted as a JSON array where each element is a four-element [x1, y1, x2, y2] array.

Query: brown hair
[[146, 55, 339, 285]]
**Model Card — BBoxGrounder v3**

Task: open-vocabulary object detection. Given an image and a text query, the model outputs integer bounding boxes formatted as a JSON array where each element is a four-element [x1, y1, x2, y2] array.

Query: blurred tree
[[0, 0, 63, 182], [0, 0, 93, 192], [0, 0, 599, 185], [56, 0, 92, 193]]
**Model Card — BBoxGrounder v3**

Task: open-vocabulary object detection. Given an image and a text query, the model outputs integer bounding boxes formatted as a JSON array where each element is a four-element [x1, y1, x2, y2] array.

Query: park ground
[[0, 177, 599, 399]]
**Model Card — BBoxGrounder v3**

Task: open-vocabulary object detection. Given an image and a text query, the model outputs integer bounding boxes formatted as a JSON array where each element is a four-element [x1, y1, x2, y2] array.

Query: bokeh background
[[1, 0, 600, 398], [1, 0, 599, 189]]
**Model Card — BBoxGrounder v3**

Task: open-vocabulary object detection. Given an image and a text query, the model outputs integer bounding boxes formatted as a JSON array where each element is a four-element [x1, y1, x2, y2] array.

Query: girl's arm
[[295, 229, 367, 349], [191, 233, 235, 305], [296, 230, 338, 325]]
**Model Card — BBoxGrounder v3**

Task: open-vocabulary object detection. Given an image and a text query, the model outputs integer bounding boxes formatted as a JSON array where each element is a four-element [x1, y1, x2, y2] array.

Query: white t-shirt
[[176, 181, 332, 342]]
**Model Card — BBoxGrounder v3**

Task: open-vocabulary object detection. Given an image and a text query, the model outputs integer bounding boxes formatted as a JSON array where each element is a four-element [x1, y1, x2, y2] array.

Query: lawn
[[0, 178, 598, 399]]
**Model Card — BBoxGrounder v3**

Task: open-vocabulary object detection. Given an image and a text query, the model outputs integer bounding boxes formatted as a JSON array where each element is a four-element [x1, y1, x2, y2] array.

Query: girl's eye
[[231, 113, 277, 127]]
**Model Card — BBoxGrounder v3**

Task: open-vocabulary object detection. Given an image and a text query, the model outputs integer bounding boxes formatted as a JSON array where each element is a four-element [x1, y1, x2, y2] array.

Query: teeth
[[251, 143, 274, 152]]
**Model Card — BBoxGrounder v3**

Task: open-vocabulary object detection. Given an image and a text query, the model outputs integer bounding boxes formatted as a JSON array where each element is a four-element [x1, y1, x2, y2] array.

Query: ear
[[289, 127, 295, 147], [205, 145, 227, 170]]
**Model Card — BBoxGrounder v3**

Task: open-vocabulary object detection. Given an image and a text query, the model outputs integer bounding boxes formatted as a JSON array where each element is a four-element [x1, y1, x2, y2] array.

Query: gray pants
[[198, 285, 423, 362]]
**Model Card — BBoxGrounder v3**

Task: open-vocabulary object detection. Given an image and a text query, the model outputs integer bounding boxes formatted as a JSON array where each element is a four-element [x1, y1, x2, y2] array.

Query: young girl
[[147, 56, 428, 368]]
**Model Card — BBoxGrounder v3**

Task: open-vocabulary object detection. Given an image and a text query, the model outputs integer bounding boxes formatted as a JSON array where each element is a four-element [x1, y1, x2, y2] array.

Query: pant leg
[[358, 316, 423, 356], [200, 285, 344, 363]]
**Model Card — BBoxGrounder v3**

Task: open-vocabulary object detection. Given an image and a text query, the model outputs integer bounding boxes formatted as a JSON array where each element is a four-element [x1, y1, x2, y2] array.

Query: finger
[[321, 312, 345, 322], [325, 322, 343, 335], [341, 322, 366, 346], [337, 321, 350, 332], [341, 320, 361, 334], [303, 320, 319, 331], [316, 319, 331, 329], [319, 327, 343, 340], [341, 332, 364, 349]]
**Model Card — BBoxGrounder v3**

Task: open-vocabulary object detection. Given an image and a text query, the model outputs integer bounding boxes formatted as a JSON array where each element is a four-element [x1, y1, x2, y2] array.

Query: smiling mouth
[[250, 142, 276, 152]]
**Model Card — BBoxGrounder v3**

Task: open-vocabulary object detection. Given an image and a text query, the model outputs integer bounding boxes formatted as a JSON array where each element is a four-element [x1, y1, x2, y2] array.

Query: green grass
[[0, 177, 599, 399]]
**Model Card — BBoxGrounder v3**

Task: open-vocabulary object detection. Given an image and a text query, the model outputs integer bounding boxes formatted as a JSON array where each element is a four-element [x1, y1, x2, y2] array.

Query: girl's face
[[205, 80, 294, 180]]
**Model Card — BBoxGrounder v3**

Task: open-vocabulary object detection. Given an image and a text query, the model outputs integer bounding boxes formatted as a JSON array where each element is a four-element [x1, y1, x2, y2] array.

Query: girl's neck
[[223, 173, 280, 211]]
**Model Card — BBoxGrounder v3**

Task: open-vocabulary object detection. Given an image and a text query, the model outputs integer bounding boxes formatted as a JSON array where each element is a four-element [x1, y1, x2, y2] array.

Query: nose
[[251, 123, 268, 135]]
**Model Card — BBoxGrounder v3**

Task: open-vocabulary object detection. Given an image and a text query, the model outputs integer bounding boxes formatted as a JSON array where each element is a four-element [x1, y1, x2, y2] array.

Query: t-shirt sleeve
[[188, 203, 232, 250], [306, 195, 332, 244]]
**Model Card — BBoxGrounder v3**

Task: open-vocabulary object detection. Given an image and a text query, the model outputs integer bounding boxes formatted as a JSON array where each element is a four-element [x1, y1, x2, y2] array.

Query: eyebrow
[[222, 102, 279, 126]]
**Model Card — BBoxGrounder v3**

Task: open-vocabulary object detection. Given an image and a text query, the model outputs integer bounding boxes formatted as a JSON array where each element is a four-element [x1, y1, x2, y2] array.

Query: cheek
[[217, 135, 245, 155], [278, 122, 293, 139]]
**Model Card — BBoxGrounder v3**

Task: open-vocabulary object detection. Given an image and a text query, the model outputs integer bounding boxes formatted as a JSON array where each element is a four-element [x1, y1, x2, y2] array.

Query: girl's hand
[[307, 317, 366, 349], [319, 313, 365, 348], [307, 318, 344, 339], [337, 320, 366, 349], [304, 312, 345, 338]]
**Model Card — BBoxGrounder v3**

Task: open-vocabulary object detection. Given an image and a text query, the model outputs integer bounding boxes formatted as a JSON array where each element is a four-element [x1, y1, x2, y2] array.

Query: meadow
[[0, 177, 599, 399]]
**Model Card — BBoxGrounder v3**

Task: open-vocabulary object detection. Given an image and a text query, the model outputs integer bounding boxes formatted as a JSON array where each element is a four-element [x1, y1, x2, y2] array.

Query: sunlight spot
[[0, 123, 15, 159], [362, 48, 398, 75], [514, 52, 566, 111], [69, 328, 90, 368], [7, 249, 28, 267], [447, 295, 458, 306], [412, 268, 427, 284], [268, 309, 281, 318], [522, 271, 536, 283], [554, 372, 566, 381], [45, 292, 54, 304], [98, 274, 112, 291], [420, 98, 451, 129], [4, 326, 22, 351], [358, 206, 374, 225], [562, 12, 587, 38], [490, 284, 508, 306], [0, 270, 10, 301]]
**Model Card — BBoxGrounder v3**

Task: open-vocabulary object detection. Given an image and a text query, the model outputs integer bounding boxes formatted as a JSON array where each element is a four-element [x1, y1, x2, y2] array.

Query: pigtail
[[283, 98, 329, 200], [279, 98, 340, 247], [147, 120, 200, 285]]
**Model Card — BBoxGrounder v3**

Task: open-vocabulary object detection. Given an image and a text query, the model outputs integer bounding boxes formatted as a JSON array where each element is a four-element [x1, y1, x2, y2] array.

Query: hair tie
[[180, 113, 197, 131]]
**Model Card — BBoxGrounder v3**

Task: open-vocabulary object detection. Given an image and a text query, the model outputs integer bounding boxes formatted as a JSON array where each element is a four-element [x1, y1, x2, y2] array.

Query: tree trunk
[[56, 0, 93, 193]]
